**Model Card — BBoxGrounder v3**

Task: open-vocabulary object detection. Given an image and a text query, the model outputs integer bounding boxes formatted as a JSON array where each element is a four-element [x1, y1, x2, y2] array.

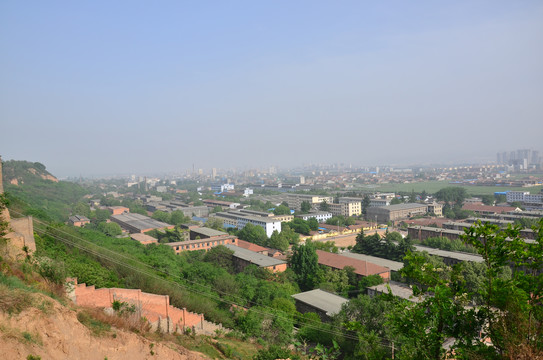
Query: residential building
[[189, 227, 229, 240], [68, 215, 90, 227], [237, 215, 281, 237], [316, 250, 390, 281], [412, 244, 484, 265], [286, 194, 334, 211], [341, 252, 403, 272], [408, 225, 464, 242], [295, 211, 333, 223], [211, 183, 235, 193], [212, 211, 282, 237], [506, 191, 543, 205], [129, 233, 158, 245], [426, 202, 443, 217], [369, 198, 390, 207], [166, 235, 238, 254], [461, 204, 518, 216], [292, 289, 349, 321], [107, 206, 130, 215], [368, 281, 422, 303], [270, 214, 294, 223], [224, 244, 287, 272], [110, 213, 174, 233], [339, 197, 362, 216]]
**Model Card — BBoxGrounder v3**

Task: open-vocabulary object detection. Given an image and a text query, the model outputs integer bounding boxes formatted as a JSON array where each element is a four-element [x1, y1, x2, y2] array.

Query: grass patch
[[169, 334, 261, 360], [0, 322, 42, 345], [76, 307, 150, 337], [0, 284, 34, 314], [77, 310, 112, 336], [365, 181, 543, 196]]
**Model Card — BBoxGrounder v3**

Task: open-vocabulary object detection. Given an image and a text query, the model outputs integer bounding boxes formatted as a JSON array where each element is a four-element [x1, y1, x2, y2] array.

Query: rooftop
[[224, 244, 287, 268], [368, 281, 423, 303], [414, 244, 484, 263], [316, 250, 390, 276], [291, 289, 349, 316], [190, 227, 229, 237], [236, 239, 269, 253], [341, 252, 403, 271], [69, 215, 90, 222], [111, 213, 171, 232], [384, 203, 428, 211]]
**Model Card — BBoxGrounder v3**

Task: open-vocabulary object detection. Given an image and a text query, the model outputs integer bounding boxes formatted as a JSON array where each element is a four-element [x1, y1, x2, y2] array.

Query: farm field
[[357, 180, 543, 196]]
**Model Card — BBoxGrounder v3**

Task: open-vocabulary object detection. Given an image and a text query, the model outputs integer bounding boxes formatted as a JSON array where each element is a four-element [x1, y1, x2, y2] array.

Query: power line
[[19, 211, 396, 347]]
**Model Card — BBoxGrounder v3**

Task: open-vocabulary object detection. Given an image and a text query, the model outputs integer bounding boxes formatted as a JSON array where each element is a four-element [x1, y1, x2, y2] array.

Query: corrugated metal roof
[[224, 244, 286, 267], [292, 289, 349, 316]]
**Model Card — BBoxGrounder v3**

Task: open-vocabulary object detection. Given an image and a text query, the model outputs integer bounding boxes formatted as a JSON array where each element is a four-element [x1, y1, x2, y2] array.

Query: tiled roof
[[316, 250, 389, 276]]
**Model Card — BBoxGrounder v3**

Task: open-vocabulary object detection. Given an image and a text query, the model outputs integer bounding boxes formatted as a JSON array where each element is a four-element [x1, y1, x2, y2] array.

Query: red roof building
[[316, 250, 390, 281]]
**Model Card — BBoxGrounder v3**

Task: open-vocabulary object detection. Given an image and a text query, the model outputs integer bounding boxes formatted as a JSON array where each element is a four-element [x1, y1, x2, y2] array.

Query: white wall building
[[507, 191, 543, 205], [295, 212, 333, 223]]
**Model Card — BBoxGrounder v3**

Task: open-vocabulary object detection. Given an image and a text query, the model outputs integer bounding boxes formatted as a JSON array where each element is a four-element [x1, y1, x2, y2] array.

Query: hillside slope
[[2, 159, 88, 222], [0, 291, 208, 360]]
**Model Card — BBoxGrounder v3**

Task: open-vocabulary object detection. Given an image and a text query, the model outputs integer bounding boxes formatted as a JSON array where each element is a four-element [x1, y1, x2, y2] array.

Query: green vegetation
[[353, 231, 413, 261], [77, 310, 112, 336], [3, 160, 88, 222], [368, 180, 543, 195], [289, 240, 320, 291], [300, 200, 311, 213], [326, 215, 356, 227], [418, 236, 478, 254], [272, 203, 291, 215]]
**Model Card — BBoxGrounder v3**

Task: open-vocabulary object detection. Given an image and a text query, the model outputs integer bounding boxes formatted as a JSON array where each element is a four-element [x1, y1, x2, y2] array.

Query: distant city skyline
[[1, 1, 542, 177]]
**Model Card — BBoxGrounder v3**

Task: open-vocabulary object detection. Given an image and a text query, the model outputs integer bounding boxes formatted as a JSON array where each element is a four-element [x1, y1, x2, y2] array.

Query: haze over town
[[1, 1, 542, 177]]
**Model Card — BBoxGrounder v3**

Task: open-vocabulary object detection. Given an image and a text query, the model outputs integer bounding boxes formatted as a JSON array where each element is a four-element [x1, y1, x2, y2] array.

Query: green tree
[[169, 210, 189, 225], [435, 187, 468, 208], [362, 195, 371, 218], [307, 217, 319, 231], [151, 210, 171, 223], [98, 222, 122, 237], [286, 218, 311, 235], [273, 204, 291, 215], [203, 245, 234, 272], [0, 194, 10, 245], [481, 195, 495, 206], [205, 217, 225, 231], [237, 223, 268, 246], [93, 208, 111, 223], [73, 201, 91, 217], [269, 230, 289, 252], [290, 240, 321, 291], [319, 200, 330, 211], [326, 215, 345, 227], [409, 189, 417, 203], [390, 197, 402, 205], [300, 201, 311, 214]]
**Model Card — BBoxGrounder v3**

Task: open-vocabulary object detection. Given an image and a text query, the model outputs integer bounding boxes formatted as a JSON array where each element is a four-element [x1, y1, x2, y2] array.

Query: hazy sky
[[1, 1, 542, 177]]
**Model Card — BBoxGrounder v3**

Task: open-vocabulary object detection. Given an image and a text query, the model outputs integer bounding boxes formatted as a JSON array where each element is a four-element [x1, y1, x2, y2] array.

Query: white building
[[295, 212, 333, 223], [369, 198, 390, 207], [243, 188, 254, 197], [212, 211, 282, 237], [507, 191, 543, 205], [237, 216, 282, 238], [211, 183, 235, 192]]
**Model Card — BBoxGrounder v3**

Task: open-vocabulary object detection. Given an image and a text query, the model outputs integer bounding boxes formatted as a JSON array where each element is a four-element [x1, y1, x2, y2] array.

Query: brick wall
[[72, 280, 204, 334]]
